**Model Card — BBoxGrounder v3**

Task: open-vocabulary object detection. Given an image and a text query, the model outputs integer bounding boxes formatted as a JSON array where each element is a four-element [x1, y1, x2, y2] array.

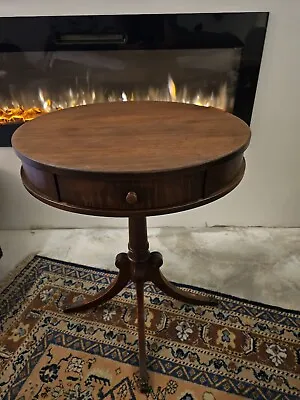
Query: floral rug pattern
[[0, 255, 299, 399]]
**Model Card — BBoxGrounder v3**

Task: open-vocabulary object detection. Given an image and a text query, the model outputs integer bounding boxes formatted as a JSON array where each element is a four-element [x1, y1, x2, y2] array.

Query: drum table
[[12, 102, 250, 392]]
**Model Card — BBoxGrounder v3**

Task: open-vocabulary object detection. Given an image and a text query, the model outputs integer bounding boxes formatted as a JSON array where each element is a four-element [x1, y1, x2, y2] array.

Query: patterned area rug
[[0, 255, 299, 399]]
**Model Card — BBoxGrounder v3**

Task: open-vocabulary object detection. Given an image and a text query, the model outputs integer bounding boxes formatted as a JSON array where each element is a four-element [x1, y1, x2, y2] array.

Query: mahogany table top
[[12, 102, 250, 217], [12, 102, 250, 174]]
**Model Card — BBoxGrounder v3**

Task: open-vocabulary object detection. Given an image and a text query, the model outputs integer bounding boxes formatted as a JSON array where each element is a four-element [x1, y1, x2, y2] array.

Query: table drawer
[[20, 152, 245, 217], [56, 169, 205, 212]]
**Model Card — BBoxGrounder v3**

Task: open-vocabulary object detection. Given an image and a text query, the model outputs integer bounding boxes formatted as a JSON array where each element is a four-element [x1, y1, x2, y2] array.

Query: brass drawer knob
[[126, 191, 138, 204]]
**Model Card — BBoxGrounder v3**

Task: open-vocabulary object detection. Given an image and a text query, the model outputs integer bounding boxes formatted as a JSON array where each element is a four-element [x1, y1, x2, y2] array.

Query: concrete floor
[[0, 227, 299, 311]]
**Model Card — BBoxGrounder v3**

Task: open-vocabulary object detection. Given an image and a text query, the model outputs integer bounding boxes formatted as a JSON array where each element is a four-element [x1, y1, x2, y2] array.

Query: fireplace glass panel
[[0, 48, 241, 124], [0, 12, 269, 145]]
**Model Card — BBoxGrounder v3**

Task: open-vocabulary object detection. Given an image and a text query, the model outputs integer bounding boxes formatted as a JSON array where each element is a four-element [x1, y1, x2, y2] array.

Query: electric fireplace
[[0, 13, 268, 146]]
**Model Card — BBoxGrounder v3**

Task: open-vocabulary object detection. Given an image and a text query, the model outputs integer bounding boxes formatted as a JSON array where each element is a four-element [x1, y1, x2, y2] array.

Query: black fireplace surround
[[0, 12, 268, 146]]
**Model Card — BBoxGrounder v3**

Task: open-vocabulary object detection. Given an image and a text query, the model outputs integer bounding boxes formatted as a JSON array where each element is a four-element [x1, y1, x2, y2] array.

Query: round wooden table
[[12, 101, 250, 392]]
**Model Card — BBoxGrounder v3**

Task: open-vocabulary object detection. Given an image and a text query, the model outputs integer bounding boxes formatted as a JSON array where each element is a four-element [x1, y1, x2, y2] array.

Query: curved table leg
[[64, 253, 131, 313], [63, 215, 217, 395], [136, 280, 150, 393], [150, 252, 218, 306]]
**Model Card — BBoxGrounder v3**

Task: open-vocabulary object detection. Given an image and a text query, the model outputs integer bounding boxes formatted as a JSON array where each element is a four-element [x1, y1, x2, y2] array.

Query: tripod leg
[[150, 252, 218, 306], [136, 279, 149, 393], [64, 253, 130, 313]]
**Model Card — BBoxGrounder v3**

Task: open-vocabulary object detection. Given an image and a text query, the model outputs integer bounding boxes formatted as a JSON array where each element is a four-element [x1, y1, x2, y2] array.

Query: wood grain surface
[[12, 102, 250, 217], [12, 102, 250, 174]]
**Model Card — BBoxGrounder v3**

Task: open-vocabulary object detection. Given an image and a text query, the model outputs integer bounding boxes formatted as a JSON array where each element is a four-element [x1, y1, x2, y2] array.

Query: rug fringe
[[0, 253, 37, 292]]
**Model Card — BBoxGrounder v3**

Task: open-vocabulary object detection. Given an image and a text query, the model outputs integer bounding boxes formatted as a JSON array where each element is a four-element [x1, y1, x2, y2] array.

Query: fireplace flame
[[0, 75, 230, 125], [168, 74, 176, 101]]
